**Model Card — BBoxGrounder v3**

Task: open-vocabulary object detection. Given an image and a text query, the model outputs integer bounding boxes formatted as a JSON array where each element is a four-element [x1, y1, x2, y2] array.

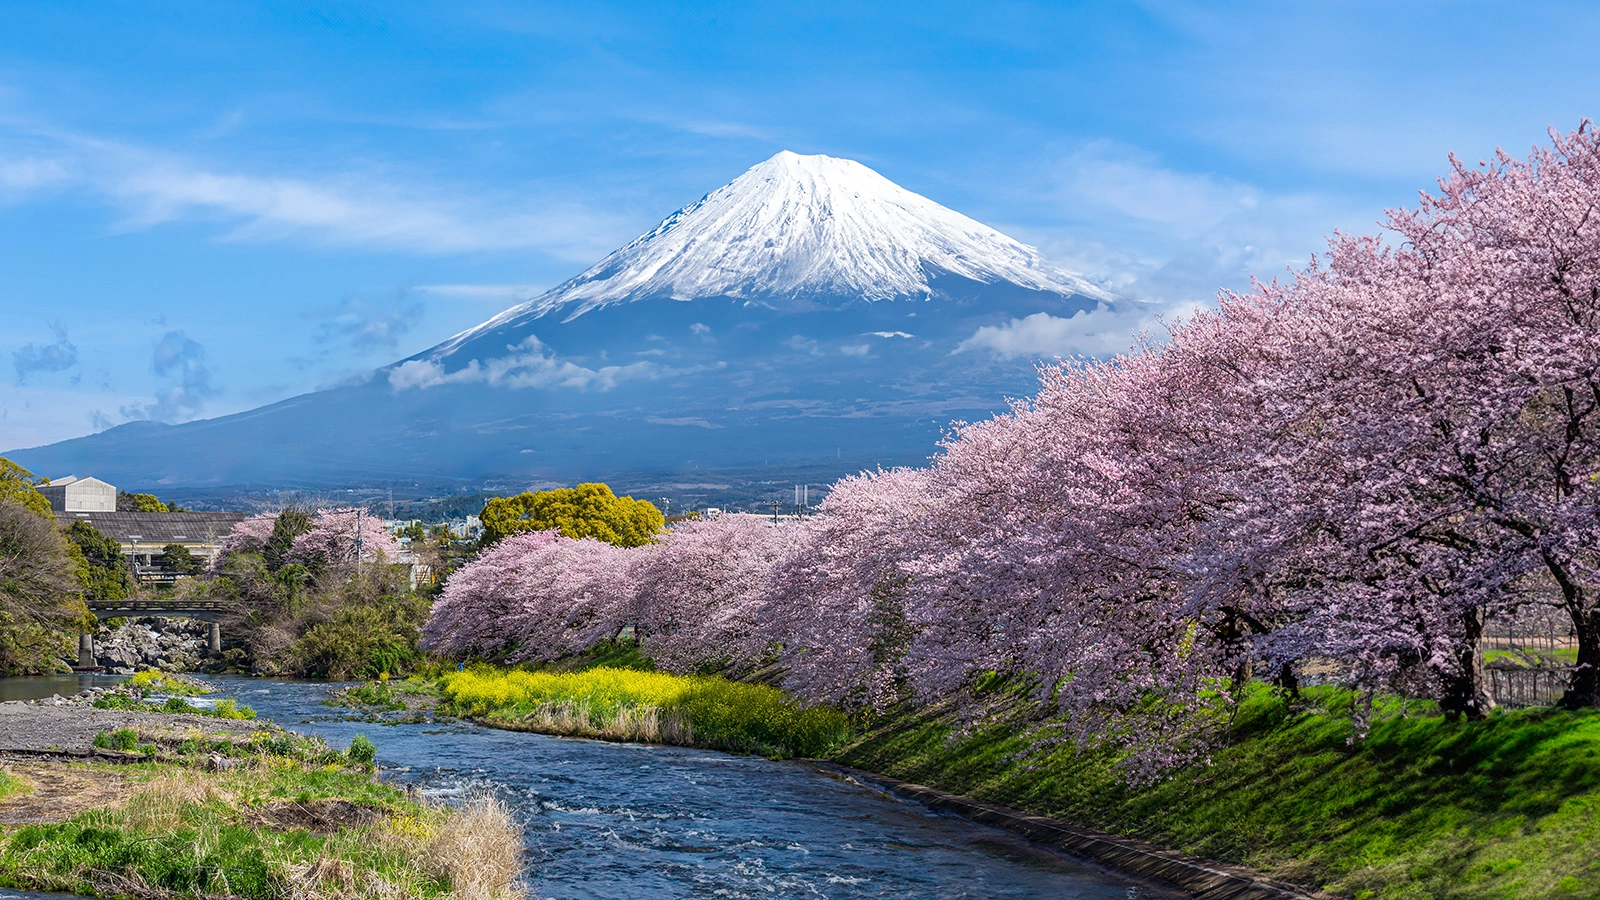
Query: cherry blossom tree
[[630, 515, 797, 675], [421, 530, 635, 662], [219, 512, 279, 558], [763, 467, 938, 711], [290, 508, 401, 567]]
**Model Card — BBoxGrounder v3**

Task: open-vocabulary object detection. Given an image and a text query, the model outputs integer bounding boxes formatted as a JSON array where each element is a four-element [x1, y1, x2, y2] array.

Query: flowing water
[[2, 676, 1179, 900], [0, 674, 128, 702]]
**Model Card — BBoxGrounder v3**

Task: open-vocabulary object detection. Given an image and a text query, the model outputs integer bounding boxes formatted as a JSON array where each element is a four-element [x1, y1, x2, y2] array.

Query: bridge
[[77, 600, 230, 670]]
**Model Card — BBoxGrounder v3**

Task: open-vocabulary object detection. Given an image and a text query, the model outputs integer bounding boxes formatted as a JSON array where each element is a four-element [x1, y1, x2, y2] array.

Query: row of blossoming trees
[[422, 126, 1600, 761]]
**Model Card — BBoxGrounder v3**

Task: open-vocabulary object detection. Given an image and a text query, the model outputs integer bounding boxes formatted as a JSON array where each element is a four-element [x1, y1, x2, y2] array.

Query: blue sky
[[4, 0, 1600, 449]]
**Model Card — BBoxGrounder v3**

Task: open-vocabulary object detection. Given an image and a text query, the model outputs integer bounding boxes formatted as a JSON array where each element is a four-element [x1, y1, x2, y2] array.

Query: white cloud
[[839, 344, 870, 357], [956, 303, 1180, 360], [868, 330, 913, 338], [387, 335, 661, 392]]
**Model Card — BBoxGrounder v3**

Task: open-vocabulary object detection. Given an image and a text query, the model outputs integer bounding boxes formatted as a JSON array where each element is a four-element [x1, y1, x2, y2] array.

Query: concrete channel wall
[[817, 763, 1328, 900]]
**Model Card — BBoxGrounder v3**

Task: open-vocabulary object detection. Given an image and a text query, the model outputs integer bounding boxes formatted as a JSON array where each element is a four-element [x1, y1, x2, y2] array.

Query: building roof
[[67, 511, 247, 544]]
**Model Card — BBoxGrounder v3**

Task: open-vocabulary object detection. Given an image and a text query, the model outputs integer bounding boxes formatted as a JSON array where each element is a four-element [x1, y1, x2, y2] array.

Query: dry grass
[[1, 758, 527, 900], [122, 773, 232, 833], [425, 795, 523, 900]]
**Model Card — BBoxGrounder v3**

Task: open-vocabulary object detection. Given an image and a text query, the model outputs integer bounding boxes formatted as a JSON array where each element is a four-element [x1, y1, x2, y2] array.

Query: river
[[2, 676, 1177, 899]]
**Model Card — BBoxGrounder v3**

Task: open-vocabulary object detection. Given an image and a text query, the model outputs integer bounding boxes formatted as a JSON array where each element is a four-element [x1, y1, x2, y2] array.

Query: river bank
[[393, 660, 1600, 900], [162, 675, 1184, 898], [835, 686, 1600, 900], [0, 691, 524, 900]]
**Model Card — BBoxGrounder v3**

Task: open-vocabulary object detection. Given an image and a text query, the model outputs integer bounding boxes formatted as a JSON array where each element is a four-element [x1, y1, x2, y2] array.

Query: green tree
[[0, 458, 53, 519], [263, 507, 313, 572], [64, 520, 133, 604], [0, 500, 91, 674], [159, 543, 203, 574], [479, 483, 665, 547], [118, 491, 169, 512]]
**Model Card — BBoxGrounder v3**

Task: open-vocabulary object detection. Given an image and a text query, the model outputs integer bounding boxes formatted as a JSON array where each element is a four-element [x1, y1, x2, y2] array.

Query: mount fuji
[[9, 151, 1122, 491]]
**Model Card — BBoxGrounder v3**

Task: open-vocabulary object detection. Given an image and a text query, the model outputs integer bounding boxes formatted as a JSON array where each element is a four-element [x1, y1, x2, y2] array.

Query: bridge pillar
[[208, 621, 221, 654], [78, 631, 94, 668]]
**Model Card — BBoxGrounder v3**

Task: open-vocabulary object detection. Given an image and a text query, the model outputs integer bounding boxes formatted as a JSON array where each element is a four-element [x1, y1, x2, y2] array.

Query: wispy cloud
[[12, 323, 78, 384], [119, 330, 215, 422], [645, 415, 723, 429], [387, 335, 662, 392], [313, 294, 426, 352], [415, 284, 546, 301], [1020, 141, 1374, 312], [0, 127, 628, 258]]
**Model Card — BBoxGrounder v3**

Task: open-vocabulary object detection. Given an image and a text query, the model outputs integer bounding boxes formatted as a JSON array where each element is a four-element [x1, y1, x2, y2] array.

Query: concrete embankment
[[819, 763, 1327, 900]]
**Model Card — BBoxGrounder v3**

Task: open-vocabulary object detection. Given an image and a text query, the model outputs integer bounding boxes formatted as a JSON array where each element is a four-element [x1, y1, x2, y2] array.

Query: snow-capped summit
[[435, 151, 1110, 355]]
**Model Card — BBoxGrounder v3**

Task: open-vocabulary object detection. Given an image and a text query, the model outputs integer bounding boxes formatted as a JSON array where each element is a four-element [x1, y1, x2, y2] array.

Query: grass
[[0, 745, 523, 900], [129, 669, 212, 696], [543, 639, 656, 673], [94, 691, 257, 720], [834, 684, 1600, 900], [340, 681, 409, 712], [438, 665, 849, 759], [0, 769, 28, 802], [1483, 647, 1579, 667]]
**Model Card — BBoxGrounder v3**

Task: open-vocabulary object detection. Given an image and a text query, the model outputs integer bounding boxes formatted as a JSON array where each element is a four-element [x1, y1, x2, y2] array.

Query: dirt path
[[0, 758, 134, 825]]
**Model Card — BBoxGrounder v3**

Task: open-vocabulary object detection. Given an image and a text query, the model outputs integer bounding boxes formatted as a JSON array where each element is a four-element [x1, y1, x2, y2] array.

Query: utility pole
[[771, 499, 781, 524], [355, 507, 364, 564]]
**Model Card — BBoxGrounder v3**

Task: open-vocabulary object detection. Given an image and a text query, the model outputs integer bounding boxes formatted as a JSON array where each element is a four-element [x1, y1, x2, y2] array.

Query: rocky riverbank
[[0, 691, 262, 755], [88, 617, 211, 674]]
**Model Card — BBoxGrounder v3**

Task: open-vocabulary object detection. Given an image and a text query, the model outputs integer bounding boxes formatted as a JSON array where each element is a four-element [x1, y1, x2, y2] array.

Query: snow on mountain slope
[[432, 151, 1112, 357]]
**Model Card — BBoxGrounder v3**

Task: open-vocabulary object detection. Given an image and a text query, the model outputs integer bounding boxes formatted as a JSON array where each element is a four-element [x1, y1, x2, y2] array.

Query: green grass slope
[[833, 687, 1600, 900]]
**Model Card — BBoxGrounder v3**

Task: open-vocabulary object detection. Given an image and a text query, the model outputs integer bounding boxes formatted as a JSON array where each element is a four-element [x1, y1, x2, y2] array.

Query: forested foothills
[[423, 126, 1600, 777]]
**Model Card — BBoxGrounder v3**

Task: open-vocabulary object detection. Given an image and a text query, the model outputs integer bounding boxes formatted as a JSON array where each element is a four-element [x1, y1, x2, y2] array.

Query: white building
[[38, 476, 117, 514]]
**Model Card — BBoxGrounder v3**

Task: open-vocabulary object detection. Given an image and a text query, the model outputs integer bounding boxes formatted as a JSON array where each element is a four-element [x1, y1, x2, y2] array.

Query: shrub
[[92, 728, 139, 752], [347, 733, 377, 767]]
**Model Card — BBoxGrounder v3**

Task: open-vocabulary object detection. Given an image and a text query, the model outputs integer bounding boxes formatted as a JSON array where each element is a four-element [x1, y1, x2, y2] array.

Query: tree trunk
[[1437, 608, 1493, 720], [1559, 610, 1600, 709], [1274, 660, 1300, 701]]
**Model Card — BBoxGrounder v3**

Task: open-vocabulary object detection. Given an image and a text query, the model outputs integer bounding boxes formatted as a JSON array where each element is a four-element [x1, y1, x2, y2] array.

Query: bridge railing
[[86, 599, 230, 615]]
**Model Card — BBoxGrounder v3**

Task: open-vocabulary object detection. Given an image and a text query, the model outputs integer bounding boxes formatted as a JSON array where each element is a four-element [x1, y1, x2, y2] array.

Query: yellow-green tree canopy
[[0, 458, 53, 519], [118, 491, 173, 512], [479, 483, 664, 547]]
